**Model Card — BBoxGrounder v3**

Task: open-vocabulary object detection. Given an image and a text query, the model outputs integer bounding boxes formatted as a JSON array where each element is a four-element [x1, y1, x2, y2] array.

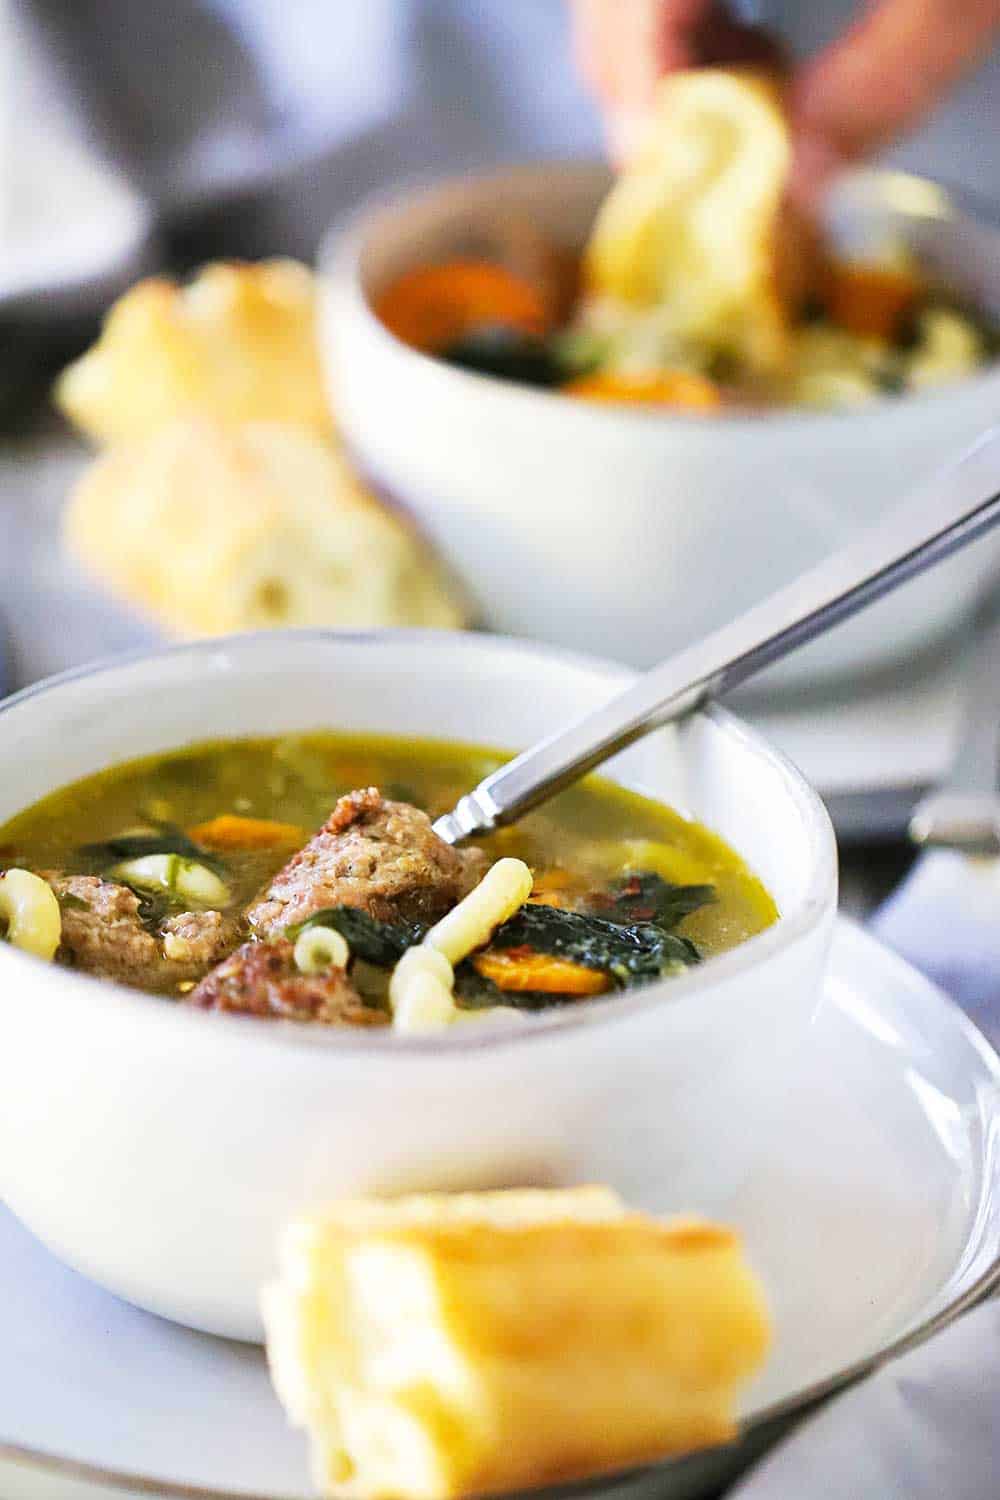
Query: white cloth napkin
[[872, 849, 1000, 1049], [732, 1300, 1000, 1500], [727, 865, 1000, 1497]]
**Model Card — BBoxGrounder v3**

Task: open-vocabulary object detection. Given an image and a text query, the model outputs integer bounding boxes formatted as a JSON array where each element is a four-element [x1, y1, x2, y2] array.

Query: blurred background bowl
[[320, 163, 1000, 691]]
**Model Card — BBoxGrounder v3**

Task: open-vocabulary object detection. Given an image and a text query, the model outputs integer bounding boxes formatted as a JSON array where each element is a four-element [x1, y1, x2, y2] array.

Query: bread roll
[[583, 70, 793, 377], [64, 419, 468, 636], [56, 260, 331, 442], [262, 1186, 770, 1499]]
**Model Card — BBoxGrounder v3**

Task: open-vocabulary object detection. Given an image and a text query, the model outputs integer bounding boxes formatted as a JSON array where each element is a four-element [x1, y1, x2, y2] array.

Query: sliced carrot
[[373, 261, 551, 353], [529, 868, 582, 910], [823, 261, 924, 341], [189, 814, 306, 851], [472, 949, 610, 996], [564, 370, 722, 411]]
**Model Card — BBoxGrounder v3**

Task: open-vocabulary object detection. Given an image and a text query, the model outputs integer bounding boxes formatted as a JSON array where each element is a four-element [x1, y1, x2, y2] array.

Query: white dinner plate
[[0, 919, 998, 1500]]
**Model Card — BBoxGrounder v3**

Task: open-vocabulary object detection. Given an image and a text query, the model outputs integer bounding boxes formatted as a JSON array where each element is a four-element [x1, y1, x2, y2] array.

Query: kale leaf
[[55, 891, 89, 912], [281, 870, 709, 1011], [79, 823, 228, 878], [589, 872, 715, 931], [285, 907, 427, 967], [489, 903, 700, 987], [440, 327, 564, 387]]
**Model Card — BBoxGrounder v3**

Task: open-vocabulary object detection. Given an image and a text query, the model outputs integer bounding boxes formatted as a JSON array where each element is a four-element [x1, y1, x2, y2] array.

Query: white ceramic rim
[[1, 920, 999, 1500], [320, 160, 1000, 439], [0, 628, 836, 1057]]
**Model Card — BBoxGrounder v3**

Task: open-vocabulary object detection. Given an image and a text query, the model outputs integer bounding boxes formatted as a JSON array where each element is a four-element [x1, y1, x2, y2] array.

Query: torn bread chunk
[[262, 1186, 771, 1500], [63, 419, 469, 639], [55, 259, 332, 442], [187, 936, 385, 1026], [583, 69, 793, 378], [247, 789, 489, 937]]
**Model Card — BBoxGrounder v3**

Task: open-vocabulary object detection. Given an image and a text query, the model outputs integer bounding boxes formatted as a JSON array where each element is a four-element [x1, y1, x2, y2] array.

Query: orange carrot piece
[[472, 949, 610, 996], [373, 260, 551, 352], [189, 814, 306, 851], [564, 371, 722, 411], [823, 261, 924, 341], [529, 868, 582, 910]]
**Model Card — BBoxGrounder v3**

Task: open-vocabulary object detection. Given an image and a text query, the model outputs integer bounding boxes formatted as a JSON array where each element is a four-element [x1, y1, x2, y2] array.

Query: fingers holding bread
[[583, 69, 796, 378]]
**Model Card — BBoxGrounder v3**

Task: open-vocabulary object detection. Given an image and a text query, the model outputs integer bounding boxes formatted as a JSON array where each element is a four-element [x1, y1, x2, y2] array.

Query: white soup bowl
[[320, 164, 1000, 688], [0, 631, 836, 1339]]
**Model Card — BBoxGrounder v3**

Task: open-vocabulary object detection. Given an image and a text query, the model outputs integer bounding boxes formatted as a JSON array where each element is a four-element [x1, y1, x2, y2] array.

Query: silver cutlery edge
[[435, 427, 1000, 844]]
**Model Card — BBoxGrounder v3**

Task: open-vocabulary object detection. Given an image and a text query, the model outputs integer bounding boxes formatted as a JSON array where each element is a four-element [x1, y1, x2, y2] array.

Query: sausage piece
[[246, 788, 489, 936], [48, 873, 238, 989], [186, 937, 385, 1026]]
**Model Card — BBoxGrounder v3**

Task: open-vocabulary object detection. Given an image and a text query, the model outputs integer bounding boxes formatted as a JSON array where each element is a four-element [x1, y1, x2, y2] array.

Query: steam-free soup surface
[[0, 734, 776, 1011]]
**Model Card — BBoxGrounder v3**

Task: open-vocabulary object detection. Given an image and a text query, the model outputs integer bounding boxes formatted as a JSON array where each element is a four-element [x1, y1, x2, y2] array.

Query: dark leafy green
[[285, 907, 427, 967], [550, 327, 610, 380], [875, 363, 906, 394], [79, 824, 228, 878], [589, 872, 715, 931], [490, 902, 700, 987], [135, 889, 175, 930], [440, 327, 564, 387], [55, 891, 90, 912], [282, 875, 706, 1014]]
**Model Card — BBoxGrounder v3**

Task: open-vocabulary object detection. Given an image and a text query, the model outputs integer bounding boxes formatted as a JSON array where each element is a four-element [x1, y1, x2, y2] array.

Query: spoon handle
[[434, 427, 1000, 844]]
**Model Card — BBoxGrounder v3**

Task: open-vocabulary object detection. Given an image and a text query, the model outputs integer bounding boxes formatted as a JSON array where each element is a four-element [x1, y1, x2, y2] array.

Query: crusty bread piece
[[262, 1186, 770, 1500], [583, 69, 793, 377], [64, 419, 468, 636], [56, 260, 331, 442]]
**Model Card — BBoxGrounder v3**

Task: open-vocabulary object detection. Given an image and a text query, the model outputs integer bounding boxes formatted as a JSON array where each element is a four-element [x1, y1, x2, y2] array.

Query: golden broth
[[0, 733, 776, 992]]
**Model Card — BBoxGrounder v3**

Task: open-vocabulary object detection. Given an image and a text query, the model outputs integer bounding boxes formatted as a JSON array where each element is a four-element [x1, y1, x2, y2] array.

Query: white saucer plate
[[1, 919, 999, 1500]]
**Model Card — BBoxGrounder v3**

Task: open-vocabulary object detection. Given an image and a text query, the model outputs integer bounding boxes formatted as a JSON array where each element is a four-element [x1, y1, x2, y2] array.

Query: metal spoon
[[434, 427, 1000, 845]]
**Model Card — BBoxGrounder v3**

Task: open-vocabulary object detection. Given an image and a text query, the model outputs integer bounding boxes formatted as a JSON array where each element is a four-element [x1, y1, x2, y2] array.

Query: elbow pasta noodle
[[293, 926, 350, 975], [0, 869, 62, 961], [389, 944, 453, 1008], [390, 860, 533, 1032], [393, 971, 458, 1033], [425, 858, 533, 966], [390, 945, 457, 1033]]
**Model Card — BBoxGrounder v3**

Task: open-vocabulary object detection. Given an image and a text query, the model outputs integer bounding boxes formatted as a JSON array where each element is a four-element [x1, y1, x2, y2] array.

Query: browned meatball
[[186, 937, 386, 1026], [245, 788, 489, 937], [161, 909, 239, 970], [48, 873, 238, 989]]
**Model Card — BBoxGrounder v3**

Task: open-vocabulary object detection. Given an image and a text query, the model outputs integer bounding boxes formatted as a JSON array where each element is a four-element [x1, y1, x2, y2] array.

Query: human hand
[[570, 0, 1000, 207]]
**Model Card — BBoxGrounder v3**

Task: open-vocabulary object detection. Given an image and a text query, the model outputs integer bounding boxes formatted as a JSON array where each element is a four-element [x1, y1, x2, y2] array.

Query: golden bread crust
[[263, 1186, 770, 1499], [56, 259, 331, 442], [63, 419, 468, 637]]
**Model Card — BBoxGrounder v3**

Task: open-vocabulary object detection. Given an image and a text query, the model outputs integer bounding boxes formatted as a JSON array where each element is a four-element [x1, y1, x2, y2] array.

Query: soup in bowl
[[321, 165, 1000, 682], [0, 631, 835, 1337], [0, 732, 776, 1023]]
